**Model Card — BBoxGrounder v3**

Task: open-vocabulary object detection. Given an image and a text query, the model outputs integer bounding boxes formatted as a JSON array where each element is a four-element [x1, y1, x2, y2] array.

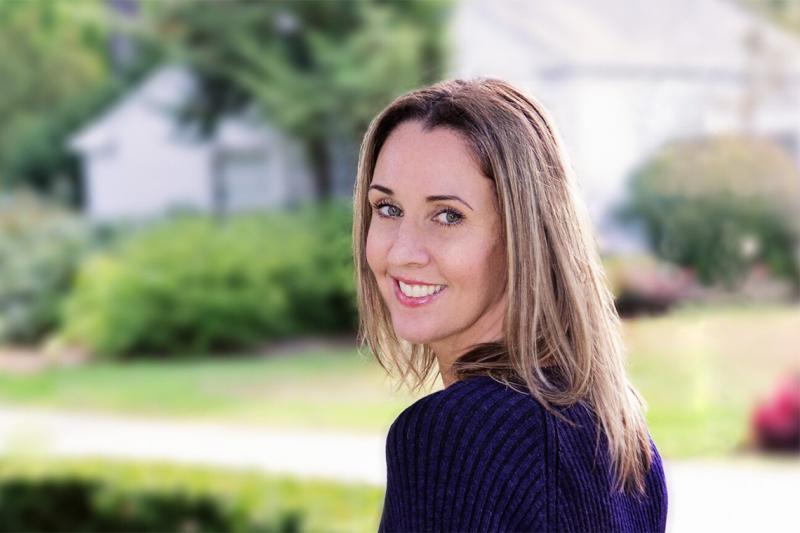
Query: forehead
[[372, 120, 487, 193]]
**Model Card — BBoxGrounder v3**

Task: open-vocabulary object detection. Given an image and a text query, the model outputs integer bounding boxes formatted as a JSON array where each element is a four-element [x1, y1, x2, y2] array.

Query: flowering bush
[[749, 372, 800, 454], [602, 253, 695, 317]]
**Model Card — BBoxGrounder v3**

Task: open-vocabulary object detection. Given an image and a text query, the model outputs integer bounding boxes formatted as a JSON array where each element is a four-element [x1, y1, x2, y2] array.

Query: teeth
[[398, 280, 445, 298]]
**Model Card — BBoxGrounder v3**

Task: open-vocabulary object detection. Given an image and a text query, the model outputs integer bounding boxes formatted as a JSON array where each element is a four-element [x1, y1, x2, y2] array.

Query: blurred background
[[0, 0, 798, 531]]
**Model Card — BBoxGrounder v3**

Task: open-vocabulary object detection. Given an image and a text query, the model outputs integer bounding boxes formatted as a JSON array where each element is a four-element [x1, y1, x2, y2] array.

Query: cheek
[[446, 235, 505, 294], [365, 225, 387, 276], [484, 241, 507, 294], [438, 232, 490, 271]]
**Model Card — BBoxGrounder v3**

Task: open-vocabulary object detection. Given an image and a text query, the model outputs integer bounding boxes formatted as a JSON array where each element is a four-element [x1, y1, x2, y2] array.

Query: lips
[[392, 275, 444, 286], [391, 276, 448, 308]]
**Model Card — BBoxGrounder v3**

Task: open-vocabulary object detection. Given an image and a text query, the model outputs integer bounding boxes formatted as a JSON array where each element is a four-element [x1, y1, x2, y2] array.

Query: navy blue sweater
[[379, 374, 668, 532]]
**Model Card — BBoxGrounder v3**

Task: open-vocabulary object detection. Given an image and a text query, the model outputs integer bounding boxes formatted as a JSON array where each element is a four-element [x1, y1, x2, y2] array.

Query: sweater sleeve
[[378, 378, 553, 533]]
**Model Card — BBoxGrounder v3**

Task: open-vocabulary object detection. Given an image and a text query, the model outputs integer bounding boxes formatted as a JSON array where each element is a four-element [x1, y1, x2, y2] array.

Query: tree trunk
[[307, 136, 332, 201]]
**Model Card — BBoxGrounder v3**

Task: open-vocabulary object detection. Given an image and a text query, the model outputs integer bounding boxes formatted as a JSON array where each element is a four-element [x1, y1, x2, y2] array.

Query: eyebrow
[[368, 184, 474, 211]]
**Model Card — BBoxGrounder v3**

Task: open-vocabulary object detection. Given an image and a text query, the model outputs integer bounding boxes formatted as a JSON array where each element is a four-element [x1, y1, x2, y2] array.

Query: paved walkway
[[1, 405, 798, 532], [0, 405, 386, 485]]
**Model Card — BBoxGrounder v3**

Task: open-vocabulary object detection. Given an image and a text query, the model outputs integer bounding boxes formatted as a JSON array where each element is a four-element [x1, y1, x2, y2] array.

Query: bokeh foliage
[[0, 457, 383, 533], [148, 0, 453, 198], [617, 135, 800, 290], [0, 0, 158, 205], [59, 201, 356, 357], [0, 193, 97, 344]]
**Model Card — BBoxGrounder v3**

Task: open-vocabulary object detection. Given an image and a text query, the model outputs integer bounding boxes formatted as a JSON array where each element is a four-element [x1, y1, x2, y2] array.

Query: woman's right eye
[[373, 202, 402, 218]]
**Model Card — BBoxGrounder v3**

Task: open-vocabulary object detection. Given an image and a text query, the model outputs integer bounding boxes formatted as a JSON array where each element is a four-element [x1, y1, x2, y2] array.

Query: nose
[[387, 217, 430, 268]]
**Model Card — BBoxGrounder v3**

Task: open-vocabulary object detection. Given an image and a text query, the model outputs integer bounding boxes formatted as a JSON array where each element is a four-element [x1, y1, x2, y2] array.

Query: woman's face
[[366, 120, 507, 359]]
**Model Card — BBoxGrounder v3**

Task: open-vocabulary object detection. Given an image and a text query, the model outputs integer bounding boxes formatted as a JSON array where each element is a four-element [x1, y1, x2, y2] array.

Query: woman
[[352, 78, 668, 532]]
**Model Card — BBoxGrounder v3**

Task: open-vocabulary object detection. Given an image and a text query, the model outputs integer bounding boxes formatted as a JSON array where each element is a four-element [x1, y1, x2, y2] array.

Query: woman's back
[[379, 374, 668, 532]]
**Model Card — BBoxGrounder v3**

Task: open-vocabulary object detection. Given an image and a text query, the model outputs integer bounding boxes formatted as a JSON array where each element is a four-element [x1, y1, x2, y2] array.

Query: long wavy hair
[[352, 77, 653, 494]]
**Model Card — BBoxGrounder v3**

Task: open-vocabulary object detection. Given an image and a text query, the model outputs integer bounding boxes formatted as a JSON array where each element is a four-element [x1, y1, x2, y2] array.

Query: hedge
[[0, 456, 383, 532], [58, 201, 357, 357]]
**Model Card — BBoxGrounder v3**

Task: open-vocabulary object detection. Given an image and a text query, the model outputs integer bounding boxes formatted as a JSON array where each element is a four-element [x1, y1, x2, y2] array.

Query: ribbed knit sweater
[[378, 374, 668, 532]]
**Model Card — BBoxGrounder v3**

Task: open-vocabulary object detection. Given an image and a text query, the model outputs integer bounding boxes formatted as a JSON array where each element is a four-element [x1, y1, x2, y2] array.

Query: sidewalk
[[1, 405, 798, 532], [0, 404, 386, 485], [664, 457, 798, 532]]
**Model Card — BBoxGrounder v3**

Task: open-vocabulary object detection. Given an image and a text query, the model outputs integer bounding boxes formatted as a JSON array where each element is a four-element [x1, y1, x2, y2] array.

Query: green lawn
[[0, 346, 423, 434], [0, 303, 797, 458], [623, 302, 799, 457]]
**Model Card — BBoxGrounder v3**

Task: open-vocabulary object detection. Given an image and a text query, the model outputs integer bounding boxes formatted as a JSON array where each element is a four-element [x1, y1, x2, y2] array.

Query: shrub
[[279, 201, 358, 333], [0, 477, 301, 532], [59, 200, 356, 357], [0, 456, 388, 532], [0, 191, 96, 344], [0, 457, 383, 532], [617, 135, 800, 291]]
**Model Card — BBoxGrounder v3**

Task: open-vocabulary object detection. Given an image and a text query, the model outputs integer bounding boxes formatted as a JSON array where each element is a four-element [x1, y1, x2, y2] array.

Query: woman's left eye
[[434, 208, 464, 226]]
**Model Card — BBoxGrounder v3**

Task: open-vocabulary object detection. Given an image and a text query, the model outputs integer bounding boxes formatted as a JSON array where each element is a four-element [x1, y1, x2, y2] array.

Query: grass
[[0, 345, 423, 434], [0, 302, 797, 458], [623, 302, 800, 457]]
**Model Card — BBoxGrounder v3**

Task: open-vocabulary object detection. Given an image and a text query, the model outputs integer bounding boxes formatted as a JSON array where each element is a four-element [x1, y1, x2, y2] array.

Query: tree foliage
[[0, 0, 159, 205], [0, 1, 108, 199], [617, 135, 800, 290], [149, 0, 454, 198]]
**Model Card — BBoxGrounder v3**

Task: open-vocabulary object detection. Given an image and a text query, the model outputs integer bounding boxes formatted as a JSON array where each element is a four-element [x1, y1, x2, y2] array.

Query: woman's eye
[[374, 202, 401, 218], [372, 201, 463, 227], [435, 208, 464, 226], [386, 205, 401, 217]]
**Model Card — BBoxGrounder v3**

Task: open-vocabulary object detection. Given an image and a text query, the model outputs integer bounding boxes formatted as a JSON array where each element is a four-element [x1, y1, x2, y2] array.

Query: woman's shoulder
[[381, 374, 561, 532], [384, 373, 557, 498], [387, 372, 637, 449], [387, 374, 548, 440], [381, 374, 667, 532]]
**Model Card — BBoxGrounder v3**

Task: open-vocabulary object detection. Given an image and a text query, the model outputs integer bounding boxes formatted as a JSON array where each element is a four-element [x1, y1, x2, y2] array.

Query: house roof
[[68, 64, 279, 155], [68, 65, 198, 154]]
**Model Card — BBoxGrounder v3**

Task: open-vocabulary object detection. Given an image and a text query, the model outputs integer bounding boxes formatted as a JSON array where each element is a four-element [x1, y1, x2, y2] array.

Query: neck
[[432, 320, 505, 390], [439, 362, 458, 389], [430, 292, 507, 390]]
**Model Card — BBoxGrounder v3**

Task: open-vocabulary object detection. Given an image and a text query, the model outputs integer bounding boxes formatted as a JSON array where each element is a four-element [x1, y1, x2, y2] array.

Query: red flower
[[750, 373, 800, 453]]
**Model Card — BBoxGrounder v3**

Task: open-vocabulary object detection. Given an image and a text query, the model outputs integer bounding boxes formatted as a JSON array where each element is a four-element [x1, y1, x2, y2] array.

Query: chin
[[391, 319, 442, 345]]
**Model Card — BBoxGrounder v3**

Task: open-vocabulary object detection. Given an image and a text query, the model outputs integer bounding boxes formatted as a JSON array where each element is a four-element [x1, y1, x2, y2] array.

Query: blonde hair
[[352, 78, 653, 494]]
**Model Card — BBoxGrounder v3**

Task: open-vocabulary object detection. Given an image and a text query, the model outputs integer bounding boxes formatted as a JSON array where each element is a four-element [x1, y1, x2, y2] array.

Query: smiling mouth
[[391, 277, 447, 308]]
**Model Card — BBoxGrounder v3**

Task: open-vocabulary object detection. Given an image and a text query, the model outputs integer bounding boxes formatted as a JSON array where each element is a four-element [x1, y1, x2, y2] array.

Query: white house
[[70, 0, 800, 251], [68, 66, 321, 220], [449, 0, 800, 252]]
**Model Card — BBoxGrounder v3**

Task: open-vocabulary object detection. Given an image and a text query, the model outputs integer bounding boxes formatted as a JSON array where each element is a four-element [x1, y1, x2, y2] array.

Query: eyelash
[[370, 200, 465, 227]]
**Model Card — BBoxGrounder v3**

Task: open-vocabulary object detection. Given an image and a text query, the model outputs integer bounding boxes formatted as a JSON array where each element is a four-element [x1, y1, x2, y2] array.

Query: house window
[[213, 150, 278, 213]]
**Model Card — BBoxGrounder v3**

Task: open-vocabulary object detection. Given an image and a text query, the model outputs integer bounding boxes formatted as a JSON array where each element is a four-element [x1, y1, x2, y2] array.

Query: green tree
[[150, 0, 453, 200], [617, 135, 800, 292], [0, 0, 109, 201]]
